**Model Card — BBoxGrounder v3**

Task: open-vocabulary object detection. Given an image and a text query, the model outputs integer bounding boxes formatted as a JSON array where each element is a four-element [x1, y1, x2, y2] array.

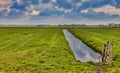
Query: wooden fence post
[[102, 41, 112, 66]]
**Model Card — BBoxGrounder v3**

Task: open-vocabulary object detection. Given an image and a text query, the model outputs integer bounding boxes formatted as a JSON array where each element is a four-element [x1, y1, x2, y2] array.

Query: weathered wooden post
[[102, 41, 112, 66]]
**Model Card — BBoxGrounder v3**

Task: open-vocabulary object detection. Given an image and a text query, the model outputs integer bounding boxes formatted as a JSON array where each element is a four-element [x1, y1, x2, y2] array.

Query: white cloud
[[76, 0, 89, 8], [24, 10, 40, 17], [55, 6, 72, 13], [25, 3, 53, 12], [0, 0, 13, 13], [51, 0, 56, 3], [80, 5, 120, 16], [16, 0, 23, 5], [93, 5, 120, 16], [38, 2, 53, 9], [76, 2, 82, 7], [26, 3, 53, 12], [80, 9, 88, 13], [24, 3, 53, 18], [81, 0, 89, 2], [31, 10, 40, 16]]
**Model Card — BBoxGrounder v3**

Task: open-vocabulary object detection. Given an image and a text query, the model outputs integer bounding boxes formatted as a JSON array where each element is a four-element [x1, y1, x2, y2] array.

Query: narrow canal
[[63, 29, 101, 62]]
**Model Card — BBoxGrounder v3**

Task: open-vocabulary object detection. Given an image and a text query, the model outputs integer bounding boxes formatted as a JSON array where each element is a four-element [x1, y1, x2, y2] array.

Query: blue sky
[[0, 0, 120, 25]]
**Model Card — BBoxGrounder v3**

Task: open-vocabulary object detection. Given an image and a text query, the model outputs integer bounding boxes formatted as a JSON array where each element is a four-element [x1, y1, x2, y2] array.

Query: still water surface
[[63, 30, 101, 62]]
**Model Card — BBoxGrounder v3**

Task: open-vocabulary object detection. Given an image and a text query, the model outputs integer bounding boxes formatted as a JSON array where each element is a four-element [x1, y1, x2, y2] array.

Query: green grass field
[[0, 26, 120, 73], [68, 26, 120, 72]]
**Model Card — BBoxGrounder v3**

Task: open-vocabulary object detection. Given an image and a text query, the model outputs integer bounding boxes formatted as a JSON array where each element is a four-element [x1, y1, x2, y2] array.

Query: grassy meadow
[[68, 26, 120, 72], [0, 26, 120, 73]]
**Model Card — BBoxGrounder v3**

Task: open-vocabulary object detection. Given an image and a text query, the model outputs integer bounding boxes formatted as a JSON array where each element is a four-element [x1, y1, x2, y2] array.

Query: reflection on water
[[63, 30, 101, 62]]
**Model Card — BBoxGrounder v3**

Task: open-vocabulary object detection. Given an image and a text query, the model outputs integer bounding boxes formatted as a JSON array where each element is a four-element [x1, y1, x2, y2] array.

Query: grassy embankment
[[68, 26, 120, 72], [0, 27, 99, 73]]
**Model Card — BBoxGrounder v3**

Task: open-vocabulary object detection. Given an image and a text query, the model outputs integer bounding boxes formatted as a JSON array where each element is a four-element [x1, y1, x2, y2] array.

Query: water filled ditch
[[63, 29, 101, 62]]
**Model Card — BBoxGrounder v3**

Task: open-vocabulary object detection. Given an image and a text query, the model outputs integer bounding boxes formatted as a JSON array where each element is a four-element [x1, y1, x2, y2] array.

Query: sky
[[0, 0, 120, 25]]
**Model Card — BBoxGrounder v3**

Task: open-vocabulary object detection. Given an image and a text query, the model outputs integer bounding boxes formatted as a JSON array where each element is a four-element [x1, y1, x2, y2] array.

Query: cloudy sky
[[0, 0, 120, 25]]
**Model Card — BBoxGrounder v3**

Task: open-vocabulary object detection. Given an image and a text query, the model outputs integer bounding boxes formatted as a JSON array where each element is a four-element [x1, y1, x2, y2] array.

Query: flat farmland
[[0, 26, 120, 73], [0, 27, 95, 73]]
